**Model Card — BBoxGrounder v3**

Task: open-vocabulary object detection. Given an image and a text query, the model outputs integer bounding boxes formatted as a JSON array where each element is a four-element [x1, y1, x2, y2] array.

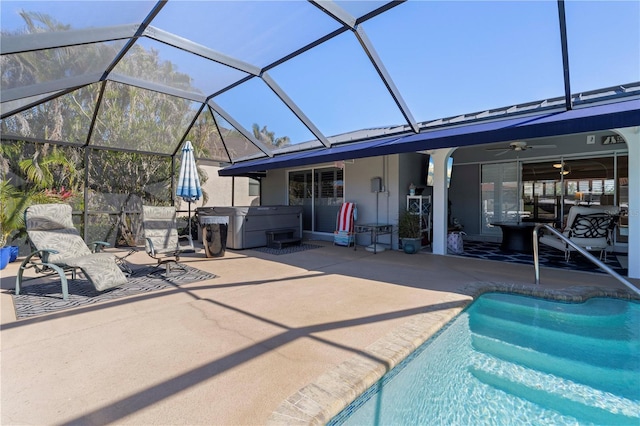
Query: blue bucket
[[8, 245, 19, 262], [0, 247, 10, 270]]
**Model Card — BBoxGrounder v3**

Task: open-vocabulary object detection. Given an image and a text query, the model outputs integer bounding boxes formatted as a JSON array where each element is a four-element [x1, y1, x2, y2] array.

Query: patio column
[[614, 126, 639, 279], [430, 148, 457, 255]]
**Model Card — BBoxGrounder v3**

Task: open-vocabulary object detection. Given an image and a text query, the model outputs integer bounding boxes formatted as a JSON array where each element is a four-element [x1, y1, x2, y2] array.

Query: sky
[[2, 0, 639, 146]]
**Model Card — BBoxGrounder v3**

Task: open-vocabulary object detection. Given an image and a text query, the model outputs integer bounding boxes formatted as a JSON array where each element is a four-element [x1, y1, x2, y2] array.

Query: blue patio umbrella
[[176, 140, 202, 238]]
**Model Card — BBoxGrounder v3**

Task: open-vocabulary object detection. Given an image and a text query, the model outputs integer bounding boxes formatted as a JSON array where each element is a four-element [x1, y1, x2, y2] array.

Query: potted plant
[[398, 208, 423, 254], [0, 182, 66, 268], [0, 181, 23, 268]]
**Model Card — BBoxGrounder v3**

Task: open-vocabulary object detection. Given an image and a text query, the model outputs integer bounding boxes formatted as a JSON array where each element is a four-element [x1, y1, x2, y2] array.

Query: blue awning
[[219, 99, 640, 176]]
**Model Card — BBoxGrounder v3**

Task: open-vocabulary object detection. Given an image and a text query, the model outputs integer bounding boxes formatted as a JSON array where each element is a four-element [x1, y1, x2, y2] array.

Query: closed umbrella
[[176, 140, 202, 239]]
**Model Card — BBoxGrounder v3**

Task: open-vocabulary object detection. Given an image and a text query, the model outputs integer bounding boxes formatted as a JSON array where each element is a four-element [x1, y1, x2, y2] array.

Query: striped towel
[[336, 202, 356, 233]]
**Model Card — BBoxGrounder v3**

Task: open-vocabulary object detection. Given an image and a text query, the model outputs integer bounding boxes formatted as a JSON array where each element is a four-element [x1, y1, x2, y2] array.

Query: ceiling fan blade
[[485, 147, 509, 151], [529, 144, 557, 149], [494, 149, 512, 157]]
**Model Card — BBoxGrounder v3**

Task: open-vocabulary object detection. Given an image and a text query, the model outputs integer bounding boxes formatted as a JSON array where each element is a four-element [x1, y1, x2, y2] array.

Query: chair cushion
[[143, 206, 180, 253], [540, 212, 613, 253], [25, 203, 75, 230], [539, 235, 567, 252], [29, 228, 92, 262], [563, 205, 619, 232], [64, 253, 128, 291], [539, 234, 608, 252], [26, 204, 93, 262], [569, 214, 611, 239]]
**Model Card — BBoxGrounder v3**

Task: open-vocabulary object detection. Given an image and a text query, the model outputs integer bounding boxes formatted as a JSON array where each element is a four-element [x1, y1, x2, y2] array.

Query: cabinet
[[406, 195, 432, 245]]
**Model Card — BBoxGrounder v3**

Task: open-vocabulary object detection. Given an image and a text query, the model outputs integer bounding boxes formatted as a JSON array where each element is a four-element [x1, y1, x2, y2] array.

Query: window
[[248, 178, 260, 197]]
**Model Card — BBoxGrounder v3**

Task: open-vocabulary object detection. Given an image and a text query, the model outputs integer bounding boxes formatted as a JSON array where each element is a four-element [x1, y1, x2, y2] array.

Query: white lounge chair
[[539, 205, 619, 261]]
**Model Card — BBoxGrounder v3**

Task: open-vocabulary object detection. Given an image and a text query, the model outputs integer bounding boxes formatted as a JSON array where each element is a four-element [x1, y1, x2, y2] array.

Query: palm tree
[[252, 124, 290, 149]]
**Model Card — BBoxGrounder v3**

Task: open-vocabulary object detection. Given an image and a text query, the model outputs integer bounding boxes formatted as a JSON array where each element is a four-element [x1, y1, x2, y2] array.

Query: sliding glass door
[[288, 167, 344, 233], [481, 162, 519, 235], [482, 154, 627, 236], [522, 156, 621, 227]]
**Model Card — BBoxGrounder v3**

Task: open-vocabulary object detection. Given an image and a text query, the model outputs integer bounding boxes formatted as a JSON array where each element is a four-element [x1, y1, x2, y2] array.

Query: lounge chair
[[333, 202, 357, 247], [16, 203, 129, 300], [142, 205, 195, 275], [539, 205, 620, 261]]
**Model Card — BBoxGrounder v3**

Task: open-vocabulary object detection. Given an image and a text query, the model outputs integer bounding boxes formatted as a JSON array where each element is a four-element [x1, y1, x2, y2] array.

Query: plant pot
[[401, 237, 422, 254], [0, 246, 10, 270]]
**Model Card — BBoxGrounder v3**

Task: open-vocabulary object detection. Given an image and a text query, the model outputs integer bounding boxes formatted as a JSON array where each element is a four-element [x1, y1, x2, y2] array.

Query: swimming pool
[[329, 293, 640, 425]]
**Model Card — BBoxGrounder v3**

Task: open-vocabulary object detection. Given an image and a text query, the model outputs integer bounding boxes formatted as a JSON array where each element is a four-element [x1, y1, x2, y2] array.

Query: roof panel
[[186, 108, 231, 163], [0, 84, 100, 145], [212, 110, 267, 162], [113, 37, 248, 96], [0, 1, 154, 33], [213, 77, 318, 147], [268, 31, 406, 140], [365, 1, 565, 123], [151, 1, 342, 68], [1, 41, 124, 92], [89, 81, 199, 155], [333, 0, 390, 19], [1, 91, 63, 117], [565, 1, 640, 92]]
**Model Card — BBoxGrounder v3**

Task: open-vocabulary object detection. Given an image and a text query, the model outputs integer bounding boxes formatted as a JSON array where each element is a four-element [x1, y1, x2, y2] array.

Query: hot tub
[[197, 205, 303, 249]]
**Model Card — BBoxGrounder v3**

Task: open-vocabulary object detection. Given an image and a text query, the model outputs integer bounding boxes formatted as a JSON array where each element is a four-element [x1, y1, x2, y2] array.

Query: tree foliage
[[252, 123, 290, 149], [1, 11, 210, 209]]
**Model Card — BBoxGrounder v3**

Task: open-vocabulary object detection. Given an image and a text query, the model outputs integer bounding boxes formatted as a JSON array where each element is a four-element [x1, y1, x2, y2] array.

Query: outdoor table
[[355, 223, 393, 254], [491, 221, 537, 254]]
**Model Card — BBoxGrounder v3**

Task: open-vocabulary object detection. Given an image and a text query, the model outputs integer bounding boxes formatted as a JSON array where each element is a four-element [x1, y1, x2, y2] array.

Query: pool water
[[330, 293, 640, 425]]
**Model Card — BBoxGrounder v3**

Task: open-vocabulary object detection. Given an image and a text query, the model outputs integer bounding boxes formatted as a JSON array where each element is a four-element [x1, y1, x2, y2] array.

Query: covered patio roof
[[220, 96, 640, 176]]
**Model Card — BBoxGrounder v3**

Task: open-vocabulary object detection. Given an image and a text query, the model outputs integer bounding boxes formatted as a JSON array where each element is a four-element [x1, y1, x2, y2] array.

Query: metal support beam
[[144, 26, 260, 76], [0, 73, 103, 104], [207, 100, 274, 158], [108, 73, 208, 103], [261, 72, 330, 147], [101, 0, 167, 80], [354, 25, 419, 133], [557, 0, 573, 110], [0, 24, 139, 55], [308, 1, 357, 28]]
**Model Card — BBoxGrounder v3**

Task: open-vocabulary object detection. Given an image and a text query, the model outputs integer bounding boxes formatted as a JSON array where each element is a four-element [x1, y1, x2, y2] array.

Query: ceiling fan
[[485, 141, 557, 156]]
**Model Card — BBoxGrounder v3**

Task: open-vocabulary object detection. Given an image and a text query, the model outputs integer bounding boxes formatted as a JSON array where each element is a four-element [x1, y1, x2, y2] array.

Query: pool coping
[[267, 283, 640, 425]]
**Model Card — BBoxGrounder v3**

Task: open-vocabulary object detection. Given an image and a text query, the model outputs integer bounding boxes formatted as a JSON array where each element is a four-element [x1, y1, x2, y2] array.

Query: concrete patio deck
[[1, 241, 638, 425]]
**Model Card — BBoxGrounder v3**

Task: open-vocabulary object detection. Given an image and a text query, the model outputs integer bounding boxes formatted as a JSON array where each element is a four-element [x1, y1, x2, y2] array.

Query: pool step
[[471, 333, 639, 400], [469, 310, 639, 370], [474, 293, 631, 331], [468, 352, 640, 425]]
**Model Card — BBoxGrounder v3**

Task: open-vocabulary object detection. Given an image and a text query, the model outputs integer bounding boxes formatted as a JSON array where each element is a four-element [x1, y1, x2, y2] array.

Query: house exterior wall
[[260, 157, 404, 248], [397, 152, 426, 205], [449, 163, 483, 238], [261, 168, 287, 205], [180, 163, 259, 211], [249, 129, 639, 280]]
